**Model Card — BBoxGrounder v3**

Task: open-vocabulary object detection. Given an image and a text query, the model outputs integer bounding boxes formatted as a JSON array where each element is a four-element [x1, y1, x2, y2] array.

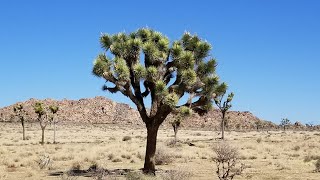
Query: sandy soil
[[0, 122, 319, 180]]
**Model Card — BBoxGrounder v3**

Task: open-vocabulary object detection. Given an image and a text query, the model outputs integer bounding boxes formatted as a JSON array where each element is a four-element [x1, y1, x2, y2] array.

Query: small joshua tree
[[214, 85, 234, 140], [255, 120, 263, 132], [13, 104, 28, 140], [34, 102, 52, 145], [171, 106, 192, 143], [280, 118, 291, 131], [213, 142, 245, 180], [49, 105, 59, 144]]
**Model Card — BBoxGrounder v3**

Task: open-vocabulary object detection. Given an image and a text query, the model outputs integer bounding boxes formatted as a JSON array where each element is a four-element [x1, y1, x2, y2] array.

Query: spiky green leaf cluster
[[141, 32, 169, 63], [92, 54, 111, 77], [100, 34, 112, 51], [202, 76, 220, 96], [227, 92, 234, 102], [194, 41, 211, 61], [34, 102, 45, 116], [163, 93, 179, 108], [181, 69, 197, 86], [197, 59, 216, 78], [114, 57, 130, 81], [49, 105, 59, 114], [13, 104, 23, 112], [176, 51, 195, 69], [179, 106, 193, 117], [171, 42, 183, 59], [215, 82, 228, 97], [147, 66, 158, 80], [155, 80, 168, 96], [133, 64, 147, 79]]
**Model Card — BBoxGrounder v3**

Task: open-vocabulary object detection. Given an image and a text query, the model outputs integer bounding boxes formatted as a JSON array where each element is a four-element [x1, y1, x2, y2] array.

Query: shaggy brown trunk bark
[[143, 123, 160, 175], [53, 121, 56, 144], [41, 128, 45, 145], [21, 120, 26, 140], [221, 112, 225, 140], [173, 124, 179, 143]]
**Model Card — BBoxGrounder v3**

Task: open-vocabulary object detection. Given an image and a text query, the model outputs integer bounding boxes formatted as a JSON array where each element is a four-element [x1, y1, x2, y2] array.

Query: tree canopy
[[93, 28, 227, 125]]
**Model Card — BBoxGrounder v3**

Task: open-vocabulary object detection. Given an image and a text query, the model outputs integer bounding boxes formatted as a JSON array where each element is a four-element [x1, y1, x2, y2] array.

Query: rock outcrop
[[0, 96, 277, 130]]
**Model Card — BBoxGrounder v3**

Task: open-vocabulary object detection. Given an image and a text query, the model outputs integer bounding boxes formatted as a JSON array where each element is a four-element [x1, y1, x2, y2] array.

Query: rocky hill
[[0, 96, 278, 130]]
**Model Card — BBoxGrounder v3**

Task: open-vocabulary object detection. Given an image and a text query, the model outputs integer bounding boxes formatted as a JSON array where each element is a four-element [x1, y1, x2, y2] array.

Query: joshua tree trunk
[[21, 120, 26, 140], [221, 112, 226, 140], [143, 123, 160, 175], [41, 127, 45, 145], [173, 124, 179, 143], [53, 121, 56, 144]]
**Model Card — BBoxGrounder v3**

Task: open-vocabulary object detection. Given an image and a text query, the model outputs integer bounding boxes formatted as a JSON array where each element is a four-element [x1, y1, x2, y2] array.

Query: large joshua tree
[[92, 28, 228, 174]]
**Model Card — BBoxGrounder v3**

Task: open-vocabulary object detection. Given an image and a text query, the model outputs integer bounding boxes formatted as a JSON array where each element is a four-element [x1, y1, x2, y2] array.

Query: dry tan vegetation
[[0, 122, 320, 179]]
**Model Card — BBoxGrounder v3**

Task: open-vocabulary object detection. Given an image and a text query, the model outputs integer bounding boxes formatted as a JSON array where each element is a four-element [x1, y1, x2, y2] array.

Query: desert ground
[[0, 122, 319, 180]]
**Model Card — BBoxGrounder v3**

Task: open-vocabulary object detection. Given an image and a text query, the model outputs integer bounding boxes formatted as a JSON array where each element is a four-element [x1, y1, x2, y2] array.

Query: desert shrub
[[0, 172, 8, 180], [304, 155, 320, 162], [108, 153, 115, 160], [313, 158, 320, 173], [91, 168, 109, 180], [71, 161, 82, 171], [122, 136, 132, 141], [136, 152, 144, 160], [248, 156, 257, 160], [256, 138, 262, 143], [155, 147, 173, 165], [88, 161, 99, 171], [126, 171, 146, 180], [293, 145, 300, 151], [289, 154, 300, 158], [121, 154, 132, 159], [60, 172, 78, 180], [239, 155, 247, 160], [213, 142, 245, 180], [112, 158, 122, 162], [37, 154, 52, 170], [161, 170, 192, 180], [166, 139, 182, 148]]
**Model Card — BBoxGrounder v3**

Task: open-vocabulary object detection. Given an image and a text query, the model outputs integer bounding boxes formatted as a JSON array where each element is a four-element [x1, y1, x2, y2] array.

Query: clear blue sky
[[1, 0, 319, 124]]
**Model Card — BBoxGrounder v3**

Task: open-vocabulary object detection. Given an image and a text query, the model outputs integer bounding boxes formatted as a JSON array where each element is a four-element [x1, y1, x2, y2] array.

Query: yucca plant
[[13, 104, 28, 140], [214, 85, 234, 140], [49, 105, 59, 144], [34, 102, 55, 145], [93, 28, 229, 174], [280, 118, 291, 131], [171, 106, 192, 143]]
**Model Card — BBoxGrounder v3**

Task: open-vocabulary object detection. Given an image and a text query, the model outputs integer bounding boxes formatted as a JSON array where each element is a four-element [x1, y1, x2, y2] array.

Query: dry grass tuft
[[155, 147, 173, 165], [122, 136, 132, 141], [161, 170, 192, 180]]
